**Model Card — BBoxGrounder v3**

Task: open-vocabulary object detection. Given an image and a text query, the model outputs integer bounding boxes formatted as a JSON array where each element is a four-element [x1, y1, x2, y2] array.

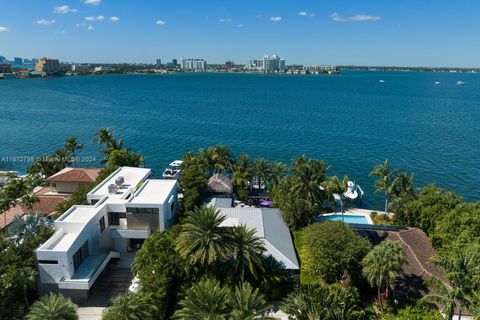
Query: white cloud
[[109, 16, 120, 22], [219, 18, 232, 23], [237, 24, 244, 28], [349, 14, 381, 21], [0, 26, 8, 32], [330, 13, 346, 22], [156, 20, 166, 26], [85, 16, 104, 21], [298, 11, 307, 16], [270, 16, 282, 22], [54, 5, 77, 14], [34, 19, 56, 26], [87, 26, 94, 30], [84, 0, 101, 6]]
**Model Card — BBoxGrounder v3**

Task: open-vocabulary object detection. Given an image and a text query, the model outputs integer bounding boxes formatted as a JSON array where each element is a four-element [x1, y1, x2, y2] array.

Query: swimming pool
[[315, 213, 372, 225]]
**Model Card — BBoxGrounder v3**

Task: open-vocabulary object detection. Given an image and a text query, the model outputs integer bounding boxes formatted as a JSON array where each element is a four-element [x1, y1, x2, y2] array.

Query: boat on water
[[162, 160, 183, 179], [435, 81, 440, 85], [457, 81, 465, 85], [332, 180, 365, 210], [379, 80, 385, 83], [343, 181, 364, 202]]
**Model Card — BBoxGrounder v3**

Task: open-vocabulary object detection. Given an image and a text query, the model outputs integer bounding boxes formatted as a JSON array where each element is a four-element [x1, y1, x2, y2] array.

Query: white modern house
[[36, 167, 179, 302]]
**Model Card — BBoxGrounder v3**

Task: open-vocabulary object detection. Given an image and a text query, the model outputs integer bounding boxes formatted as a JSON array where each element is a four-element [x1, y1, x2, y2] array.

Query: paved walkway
[[78, 307, 104, 320]]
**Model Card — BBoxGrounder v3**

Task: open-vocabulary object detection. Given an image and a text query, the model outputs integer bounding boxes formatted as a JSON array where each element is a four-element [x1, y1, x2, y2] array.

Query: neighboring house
[[36, 167, 179, 303], [46, 167, 101, 194], [0, 186, 70, 230], [0, 168, 101, 230], [217, 207, 300, 271], [207, 173, 233, 197]]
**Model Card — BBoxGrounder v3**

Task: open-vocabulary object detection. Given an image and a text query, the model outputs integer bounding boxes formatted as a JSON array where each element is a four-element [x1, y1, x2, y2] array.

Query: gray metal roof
[[217, 207, 299, 270]]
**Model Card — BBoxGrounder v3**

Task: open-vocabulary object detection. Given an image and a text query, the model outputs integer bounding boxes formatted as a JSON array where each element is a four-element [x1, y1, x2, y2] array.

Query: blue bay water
[[0, 71, 479, 209]]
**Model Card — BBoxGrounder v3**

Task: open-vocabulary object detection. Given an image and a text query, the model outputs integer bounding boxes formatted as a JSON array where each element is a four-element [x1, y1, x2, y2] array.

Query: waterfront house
[[46, 167, 101, 194], [217, 207, 299, 271], [35, 167, 179, 302]]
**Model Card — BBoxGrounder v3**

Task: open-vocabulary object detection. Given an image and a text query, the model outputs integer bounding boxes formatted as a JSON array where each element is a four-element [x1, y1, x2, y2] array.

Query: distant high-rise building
[[0, 64, 12, 73], [263, 54, 285, 71], [247, 59, 264, 70], [156, 59, 162, 66], [181, 58, 206, 72], [172, 59, 178, 66], [246, 55, 286, 71], [225, 61, 235, 70], [14, 57, 23, 65], [35, 58, 60, 74]]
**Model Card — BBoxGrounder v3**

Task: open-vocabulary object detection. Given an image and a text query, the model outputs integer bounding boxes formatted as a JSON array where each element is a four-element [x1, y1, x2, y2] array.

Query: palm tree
[[14, 267, 37, 306], [291, 156, 330, 208], [361, 240, 406, 313], [53, 148, 72, 170], [64, 137, 83, 167], [198, 147, 217, 176], [420, 277, 469, 320], [369, 160, 399, 213], [174, 278, 229, 320], [282, 284, 363, 320], [176, 207, 233, 268], [269, 161, 287, 188], [26, 293, 78, 320], [102, 293, 157, 320], [231, 225, 266, 282], [392, 172, 415, 197], [325, 175, 349, 214], [423, 244, 480, 320], [232, 154, 252, 190], [93, 128, 124, 162], [8, 212, 48, 243], [282, 285, 328, 320], [212, 144, 236, 174], [21, 192, 39, 213], [229, 282, 270, 320], [253, 158, 271, 192]]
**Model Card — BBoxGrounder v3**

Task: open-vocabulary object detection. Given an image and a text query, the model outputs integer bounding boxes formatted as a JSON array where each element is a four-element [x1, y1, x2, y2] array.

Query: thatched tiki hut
[[207, 173, 233, 197]]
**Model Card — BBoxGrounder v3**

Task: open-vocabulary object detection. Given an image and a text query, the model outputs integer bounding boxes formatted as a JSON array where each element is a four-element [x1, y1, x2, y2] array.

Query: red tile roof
[[46, 167, 101, 183], [0, 186, 71, 230]]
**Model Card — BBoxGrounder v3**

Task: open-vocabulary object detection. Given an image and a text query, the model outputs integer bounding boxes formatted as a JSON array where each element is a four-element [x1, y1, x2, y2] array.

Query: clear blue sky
[[0, 0, 479, 67]]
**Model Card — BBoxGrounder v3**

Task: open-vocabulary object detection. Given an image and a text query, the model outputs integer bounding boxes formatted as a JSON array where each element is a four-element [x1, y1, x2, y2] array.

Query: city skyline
[[0, 0, 479, 67]]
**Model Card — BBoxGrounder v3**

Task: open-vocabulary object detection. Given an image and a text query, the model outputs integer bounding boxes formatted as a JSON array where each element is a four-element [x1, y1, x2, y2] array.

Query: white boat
[[457, 81, 465, 85], [435, 81, 440, 85], [379, 80, 385, 83], [162, 160, 183, 179], [343, 181, 364, 201]]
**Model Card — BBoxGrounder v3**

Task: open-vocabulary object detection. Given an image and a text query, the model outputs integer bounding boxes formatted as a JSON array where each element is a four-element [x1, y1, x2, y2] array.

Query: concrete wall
[[52, 181, 82, 194]]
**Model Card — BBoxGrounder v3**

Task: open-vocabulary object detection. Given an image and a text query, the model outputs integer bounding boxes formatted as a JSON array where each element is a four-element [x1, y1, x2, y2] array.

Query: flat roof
[[129, 179, 177, 205], [88, 167, 151, 198], [59, 206, 98, 224], [51, 233, 77, 251]]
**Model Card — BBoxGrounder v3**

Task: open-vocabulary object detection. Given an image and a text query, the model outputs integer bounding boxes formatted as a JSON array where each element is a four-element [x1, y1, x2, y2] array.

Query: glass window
[[73, 241, 89, 271], [99, 216, 106, 232]]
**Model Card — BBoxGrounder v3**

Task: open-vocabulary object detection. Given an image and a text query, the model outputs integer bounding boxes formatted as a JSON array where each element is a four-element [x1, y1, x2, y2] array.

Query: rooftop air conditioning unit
[[108, 184, 118, 194], [115, 176, 124, 186]]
